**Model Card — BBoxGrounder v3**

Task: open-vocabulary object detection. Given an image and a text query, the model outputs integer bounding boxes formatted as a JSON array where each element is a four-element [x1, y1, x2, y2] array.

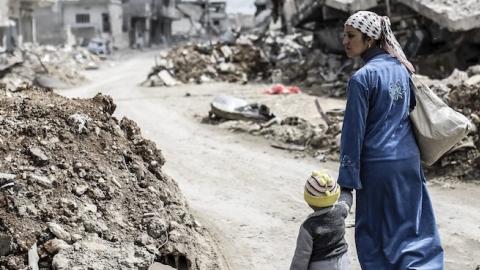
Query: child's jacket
[[290, 205, 348, 270]]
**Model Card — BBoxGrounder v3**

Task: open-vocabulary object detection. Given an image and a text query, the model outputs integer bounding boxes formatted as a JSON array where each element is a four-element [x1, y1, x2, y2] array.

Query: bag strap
[[408, 77, 416, 113]]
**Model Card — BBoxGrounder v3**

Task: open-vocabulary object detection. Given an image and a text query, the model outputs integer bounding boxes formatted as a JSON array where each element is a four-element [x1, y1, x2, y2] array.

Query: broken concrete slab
[[47, 223, 71, 242], [398, 0, 480, 31], [28, 147, 49, 165], [28, 242, 39, 270]]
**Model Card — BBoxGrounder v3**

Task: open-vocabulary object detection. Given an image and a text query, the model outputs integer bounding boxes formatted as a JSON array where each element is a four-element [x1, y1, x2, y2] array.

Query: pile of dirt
[[0, 44, 101, 91], [0, 86, 223, 269]]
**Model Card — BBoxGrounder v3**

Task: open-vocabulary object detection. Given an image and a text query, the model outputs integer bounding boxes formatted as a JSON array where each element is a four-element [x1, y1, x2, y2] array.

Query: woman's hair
[[361, 33, 380, 47]]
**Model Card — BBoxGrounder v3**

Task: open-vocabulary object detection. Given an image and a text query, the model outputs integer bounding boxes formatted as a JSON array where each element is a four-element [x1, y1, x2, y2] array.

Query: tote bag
[[409, 75, 472, 166]]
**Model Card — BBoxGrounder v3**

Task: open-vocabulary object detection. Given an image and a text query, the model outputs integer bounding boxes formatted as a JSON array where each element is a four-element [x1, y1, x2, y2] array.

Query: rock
[[90, 187, 106, 199], [52, 253, 70, 270], [0, 234, 13, 256], [28, 242, 39, 270], [0, 173, 16, 181], [71, 234, 82, 242], [147, 218, 168, 239], [74, 184, 88, 196], [465, 74, 480, 85], [220, 45, 233, 59], [441, 68, 468, 87], [157, 70, 178, 87], [48, 223, 71, 242], [467, 65, 480, 76], [43, 239, 70, 254], [29, 174, 53, 188], [28, 147, 49, 165], [67, 113, 90, 134]]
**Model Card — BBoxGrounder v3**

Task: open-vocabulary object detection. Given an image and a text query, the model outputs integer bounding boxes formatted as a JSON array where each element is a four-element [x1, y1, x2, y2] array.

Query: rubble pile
[[145, 32, 351, 95], [0, 87, 222, 269], [430, 83, 480, 179], [144, 41, 271, 86], [412, 68, 480, 179], [211, 108, 344, 162], [259, 32, 351, 97], [0, 44, 100, 90]]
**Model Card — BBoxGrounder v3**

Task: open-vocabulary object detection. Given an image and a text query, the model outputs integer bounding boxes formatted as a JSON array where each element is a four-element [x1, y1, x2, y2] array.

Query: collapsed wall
[[0, 87, 223, 269]]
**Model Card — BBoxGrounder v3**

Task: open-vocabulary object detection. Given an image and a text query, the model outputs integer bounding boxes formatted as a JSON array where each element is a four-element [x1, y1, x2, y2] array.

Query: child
[[290, 171, 353, 270]]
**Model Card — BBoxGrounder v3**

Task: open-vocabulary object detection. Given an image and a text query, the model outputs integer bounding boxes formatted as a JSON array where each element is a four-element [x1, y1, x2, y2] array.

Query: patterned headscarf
[[345, 11, 415, 73]]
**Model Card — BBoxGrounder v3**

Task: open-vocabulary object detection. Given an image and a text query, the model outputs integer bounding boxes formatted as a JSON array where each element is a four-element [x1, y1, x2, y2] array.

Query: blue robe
[[337, 51, 444, 269]]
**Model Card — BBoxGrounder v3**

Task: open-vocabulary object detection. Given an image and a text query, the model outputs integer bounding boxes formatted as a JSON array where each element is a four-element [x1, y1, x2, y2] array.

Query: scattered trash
[[209, 94, 275, 122], [264, 84, 301, 94]]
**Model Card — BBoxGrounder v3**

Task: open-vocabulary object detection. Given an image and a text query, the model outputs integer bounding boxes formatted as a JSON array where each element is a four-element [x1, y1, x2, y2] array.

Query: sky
[[225, 0, 256, 14]]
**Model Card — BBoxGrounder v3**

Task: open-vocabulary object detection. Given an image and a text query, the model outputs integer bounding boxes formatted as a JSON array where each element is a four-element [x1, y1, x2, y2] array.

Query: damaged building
[[174, 0, 228, 38], [122, 0, 181, 48], [33, 0, 125, 49], [0, 0, 54, 52], [290, 0, 480, 78]]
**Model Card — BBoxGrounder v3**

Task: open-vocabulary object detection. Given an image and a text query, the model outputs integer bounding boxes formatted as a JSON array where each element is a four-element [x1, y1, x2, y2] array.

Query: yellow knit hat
[[304, 170, 340, 208]]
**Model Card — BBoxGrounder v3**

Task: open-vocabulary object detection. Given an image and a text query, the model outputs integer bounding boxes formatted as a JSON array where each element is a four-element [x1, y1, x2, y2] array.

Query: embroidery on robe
[[389, 81, 404, 101], [340, 155, 353, 168]]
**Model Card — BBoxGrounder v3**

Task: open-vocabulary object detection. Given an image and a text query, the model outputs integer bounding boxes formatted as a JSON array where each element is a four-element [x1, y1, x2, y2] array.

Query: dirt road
[[57, 51, 480, 270]]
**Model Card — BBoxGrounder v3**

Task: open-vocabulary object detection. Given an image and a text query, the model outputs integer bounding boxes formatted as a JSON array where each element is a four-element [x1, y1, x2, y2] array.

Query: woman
[[337, 11, 444, 269]]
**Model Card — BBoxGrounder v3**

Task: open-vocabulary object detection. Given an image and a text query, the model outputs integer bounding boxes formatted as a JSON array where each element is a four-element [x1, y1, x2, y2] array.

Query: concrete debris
[[48, 223, 71, 242], [67, 113, 91, 134], [43, 239, 70, 254], [145, 32, 350, 96], [145, 41, 270, 85], [0, 43, 101, 91], [28, 242, 39, 270], [404, 68, 479, 179], [206, 74, 480, 179], [209, 98, 344, 162], [0, 86, 223, 269]]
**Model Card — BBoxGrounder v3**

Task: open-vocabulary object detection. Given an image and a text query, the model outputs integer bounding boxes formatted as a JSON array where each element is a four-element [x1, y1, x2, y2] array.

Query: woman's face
[[343, 25, 369, 58]]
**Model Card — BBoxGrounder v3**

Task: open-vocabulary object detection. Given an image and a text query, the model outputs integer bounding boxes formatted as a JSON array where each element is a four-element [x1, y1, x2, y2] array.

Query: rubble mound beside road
[[145, 42, 271, 86], [0, 44, 101, 91], [0, 87, 222, 269]]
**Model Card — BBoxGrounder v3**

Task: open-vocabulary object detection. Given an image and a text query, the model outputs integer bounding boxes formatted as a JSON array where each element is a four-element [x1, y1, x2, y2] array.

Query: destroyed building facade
[[122, 0, 181, 48], [289, 0, 480, 78], [0, 0, 53, 52], [174, 0, 228, 38], [33, 0, 125, 48]]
